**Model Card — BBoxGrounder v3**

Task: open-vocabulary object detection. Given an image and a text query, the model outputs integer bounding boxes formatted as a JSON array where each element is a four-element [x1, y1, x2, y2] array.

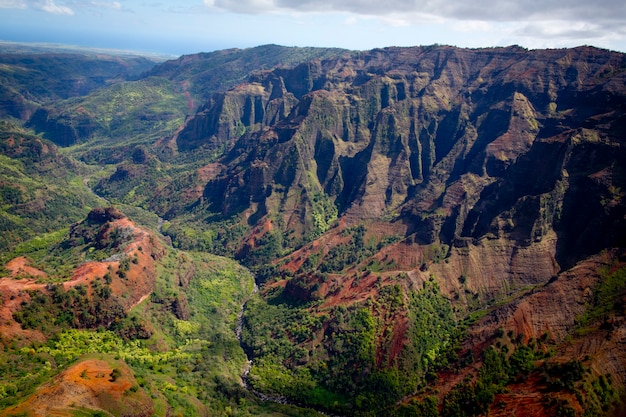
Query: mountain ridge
[[163, 45, 625, 256], [1, 43, 625, 416], [167, 44, 626, 415]]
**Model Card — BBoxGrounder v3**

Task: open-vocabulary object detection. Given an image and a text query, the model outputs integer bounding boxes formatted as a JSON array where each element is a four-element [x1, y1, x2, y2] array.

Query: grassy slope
[[0, 47, 158, 120], [0, 224, 322, 416], [0, 121, 101, 258]]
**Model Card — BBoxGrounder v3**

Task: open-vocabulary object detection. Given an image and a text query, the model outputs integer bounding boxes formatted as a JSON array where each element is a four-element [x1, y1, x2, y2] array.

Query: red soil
[[0, 358, 153, 417], [5, 256, 47, 278], [0, 216, 163, 341]]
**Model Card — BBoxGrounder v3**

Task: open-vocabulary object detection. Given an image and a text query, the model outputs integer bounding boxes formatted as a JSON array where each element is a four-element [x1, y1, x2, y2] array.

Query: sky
[[0, 0, 625, 56]]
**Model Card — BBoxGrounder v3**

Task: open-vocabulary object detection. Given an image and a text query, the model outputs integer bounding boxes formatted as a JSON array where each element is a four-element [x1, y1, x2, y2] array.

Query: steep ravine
[[235, 282, 347, 416], [235, 284, 296, 406], [236, 283, 258, 391]]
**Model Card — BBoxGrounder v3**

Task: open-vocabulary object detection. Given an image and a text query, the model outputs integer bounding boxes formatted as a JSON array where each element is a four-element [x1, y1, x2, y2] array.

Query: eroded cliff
[[170, 45, 626, 415]]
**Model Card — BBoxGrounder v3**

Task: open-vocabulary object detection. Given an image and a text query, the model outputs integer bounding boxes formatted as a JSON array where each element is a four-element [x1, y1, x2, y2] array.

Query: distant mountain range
[[0, 43, 625, 416]]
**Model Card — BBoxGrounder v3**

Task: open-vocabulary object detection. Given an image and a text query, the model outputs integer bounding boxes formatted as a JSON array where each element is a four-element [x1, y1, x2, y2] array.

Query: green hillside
[[1, 44, 625, 417], [0, 121, 101, 256], [0, 46, 157, 119]]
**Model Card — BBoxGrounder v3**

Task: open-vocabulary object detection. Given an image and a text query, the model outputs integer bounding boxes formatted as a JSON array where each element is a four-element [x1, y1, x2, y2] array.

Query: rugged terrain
[[1, 43, 626, 416]]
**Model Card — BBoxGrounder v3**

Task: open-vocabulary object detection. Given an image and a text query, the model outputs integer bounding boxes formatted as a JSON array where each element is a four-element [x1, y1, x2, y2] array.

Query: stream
[[84, 173, 332, 412], [234, 281, 343, 416], [234, 282, 292, 404]]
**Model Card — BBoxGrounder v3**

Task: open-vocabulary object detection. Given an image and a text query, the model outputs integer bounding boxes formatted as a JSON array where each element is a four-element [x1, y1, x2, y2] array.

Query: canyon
[[1, 43, 625, 416]]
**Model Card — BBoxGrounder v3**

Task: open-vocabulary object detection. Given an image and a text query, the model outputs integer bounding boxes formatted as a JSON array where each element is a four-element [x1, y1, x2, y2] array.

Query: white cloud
[[1, 0, 124, 15], [1, 0, 75, 14], [517, 21, 603, 40], [64, 0, 125, 11], [204, 0, 289, 14], [89, 1, 122, 9], [36, 0, 74, 14], [0, 0, 26, 7], [202, 0, 626, 49], [203, 0, 626, 22]]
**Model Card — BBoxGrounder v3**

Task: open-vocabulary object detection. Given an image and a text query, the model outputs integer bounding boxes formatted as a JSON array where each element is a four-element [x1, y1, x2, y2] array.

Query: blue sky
[[1, 0, 625, 56]]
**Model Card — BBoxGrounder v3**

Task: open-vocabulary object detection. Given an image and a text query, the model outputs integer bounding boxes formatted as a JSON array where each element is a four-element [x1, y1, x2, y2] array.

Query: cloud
[[63, 0, 125, 11], [203, 0, 287, 14], [1, 0, 74, 14], [36, 0, 74, 14], [89, 1, 122, 9], [513, 20, 626, 50], [202, 0, 626, 47], [0, 0, 26, 8], [203, 0, 626, 22], [2, 0, 124, 15], [517, 21, 604, 40]]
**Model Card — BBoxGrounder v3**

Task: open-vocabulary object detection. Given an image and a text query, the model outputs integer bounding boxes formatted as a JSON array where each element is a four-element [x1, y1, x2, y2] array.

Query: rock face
[[176, 45, 626, 270], [26, 107, 97, 147], [7, 44, 625, 415], [171, 45, 626, 413]]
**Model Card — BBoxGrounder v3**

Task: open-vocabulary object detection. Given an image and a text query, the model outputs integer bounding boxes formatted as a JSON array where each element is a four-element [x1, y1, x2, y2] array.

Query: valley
[[0, 43, 625, 416]]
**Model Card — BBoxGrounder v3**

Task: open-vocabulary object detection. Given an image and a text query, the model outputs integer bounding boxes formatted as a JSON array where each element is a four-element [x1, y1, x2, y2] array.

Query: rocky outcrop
[[177, 46, 625, 272], [0, 207, 166, 340], [175, 78, 298, 151], [174, 45, 626, 412], [66, 207, 165, 312]]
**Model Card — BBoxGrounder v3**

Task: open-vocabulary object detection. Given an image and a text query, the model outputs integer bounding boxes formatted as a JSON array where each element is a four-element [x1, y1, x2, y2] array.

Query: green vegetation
[[1, 241, 321, 416], [242, 230, 286, 267], [441, 345, 519, 417], [579, 373, 619, 416], [310, 192, 337, 237], [0, 48, 156, 120], [0, 339, 54, 408], [433, 329, 620, 417], [163, 211, 249, 256], [0, 121, 100, 256], [2, 45, 626, 417], [298, 225, 373, 274], [240, 278, 461, 415], [33, 77, 188, 149], [125, 249, 322, 416], [318, 225, 369, 273], [4, 208, 136, 280], [37, 329, 191, 365], [297, 225, 402, 276], [12, 282, 124, 333], [576, 264, 626, 331], [401, 279, 460, 378]]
